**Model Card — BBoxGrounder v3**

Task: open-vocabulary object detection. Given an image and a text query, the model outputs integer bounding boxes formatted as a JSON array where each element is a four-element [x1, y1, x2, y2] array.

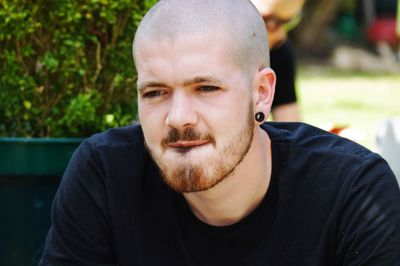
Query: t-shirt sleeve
[[336, 154, 400, 265], [270, 40, 297, 108], [39, 139, 115, 265]]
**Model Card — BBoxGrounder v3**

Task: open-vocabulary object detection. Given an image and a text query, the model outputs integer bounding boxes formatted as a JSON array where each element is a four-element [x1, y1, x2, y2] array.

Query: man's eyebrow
[[138, 82, 167, 92], [138, 76, 222, 92], [183, 76, 223, 87]]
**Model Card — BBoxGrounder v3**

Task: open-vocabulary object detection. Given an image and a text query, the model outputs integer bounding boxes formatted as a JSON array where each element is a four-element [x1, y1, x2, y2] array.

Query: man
[[40, 0, 400, 265], [251, 0, 304, 121]]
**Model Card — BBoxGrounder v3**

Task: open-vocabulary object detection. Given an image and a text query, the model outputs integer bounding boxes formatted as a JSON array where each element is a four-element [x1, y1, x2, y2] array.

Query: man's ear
[[253, 67, 276, 117]]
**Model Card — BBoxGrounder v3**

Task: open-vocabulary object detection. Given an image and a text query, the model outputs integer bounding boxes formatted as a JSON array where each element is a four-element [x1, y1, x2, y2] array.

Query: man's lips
[[168, 140, 209, 148]]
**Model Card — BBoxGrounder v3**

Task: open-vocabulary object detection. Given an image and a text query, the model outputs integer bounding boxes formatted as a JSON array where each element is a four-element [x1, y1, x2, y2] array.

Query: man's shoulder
[[263, 122, 375, 160], [88, 123, 145, 149], [75, 124, 149, 168], [65, 124, 155, 190]]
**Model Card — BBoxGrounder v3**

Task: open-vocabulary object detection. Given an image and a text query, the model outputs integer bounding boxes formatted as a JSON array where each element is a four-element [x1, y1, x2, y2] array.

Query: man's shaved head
[[134, 0, 277, 194], [133, 0, 270, 72]]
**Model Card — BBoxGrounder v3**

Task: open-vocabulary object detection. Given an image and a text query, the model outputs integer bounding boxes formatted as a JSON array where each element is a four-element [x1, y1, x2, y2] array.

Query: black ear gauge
[[255, 112, 265, 123]]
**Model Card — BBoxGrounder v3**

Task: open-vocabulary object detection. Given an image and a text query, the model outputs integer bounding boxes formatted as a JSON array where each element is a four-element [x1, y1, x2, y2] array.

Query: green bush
[[0, 0, 157, 137]]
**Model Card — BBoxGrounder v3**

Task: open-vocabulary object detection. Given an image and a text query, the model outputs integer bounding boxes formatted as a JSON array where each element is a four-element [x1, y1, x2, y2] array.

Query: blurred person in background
[[251, 0, 305, 121]]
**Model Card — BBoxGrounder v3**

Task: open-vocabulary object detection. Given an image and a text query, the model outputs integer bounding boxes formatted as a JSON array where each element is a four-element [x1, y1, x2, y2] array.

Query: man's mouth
[[168, 140, 209, 153]]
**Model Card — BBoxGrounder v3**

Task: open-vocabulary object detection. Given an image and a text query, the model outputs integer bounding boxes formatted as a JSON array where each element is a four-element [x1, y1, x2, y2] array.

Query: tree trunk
[[294, 0, 343, 54]]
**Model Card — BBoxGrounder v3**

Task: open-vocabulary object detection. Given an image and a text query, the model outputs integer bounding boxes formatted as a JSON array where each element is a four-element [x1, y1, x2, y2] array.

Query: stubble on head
[[133, 0, 271, 75]]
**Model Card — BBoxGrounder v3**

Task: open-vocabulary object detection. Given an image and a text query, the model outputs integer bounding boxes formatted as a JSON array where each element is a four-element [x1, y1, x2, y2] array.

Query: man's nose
[[166, 91, 198, 129]]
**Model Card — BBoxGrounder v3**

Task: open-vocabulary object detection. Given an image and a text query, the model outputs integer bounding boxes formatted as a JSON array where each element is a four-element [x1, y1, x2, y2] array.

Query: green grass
[[297, 66, 400, 150]]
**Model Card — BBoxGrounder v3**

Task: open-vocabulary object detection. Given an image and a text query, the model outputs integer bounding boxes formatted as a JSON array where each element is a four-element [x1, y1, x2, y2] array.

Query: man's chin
[[161, 166, 211, 193]]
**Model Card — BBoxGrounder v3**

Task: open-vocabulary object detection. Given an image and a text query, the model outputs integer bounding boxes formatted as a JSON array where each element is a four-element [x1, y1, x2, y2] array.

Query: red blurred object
[[367, 18, 399, 45], [328, 125, 348, 135]]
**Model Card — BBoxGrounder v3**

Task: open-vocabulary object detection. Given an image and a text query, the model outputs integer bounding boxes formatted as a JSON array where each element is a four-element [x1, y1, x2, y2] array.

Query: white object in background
[[376, 118, 400, 184]]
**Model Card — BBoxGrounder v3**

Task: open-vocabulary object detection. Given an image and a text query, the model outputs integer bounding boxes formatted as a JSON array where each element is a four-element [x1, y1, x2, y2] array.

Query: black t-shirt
[[270, 40, 297, 108], [40, 123, 400, 265]]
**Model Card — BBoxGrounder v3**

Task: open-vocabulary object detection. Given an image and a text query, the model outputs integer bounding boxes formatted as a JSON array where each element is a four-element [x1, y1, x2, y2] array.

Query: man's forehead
[[134, 29, 232, 67], [135, 34, 234, 87], [135, 49, 246, 93]]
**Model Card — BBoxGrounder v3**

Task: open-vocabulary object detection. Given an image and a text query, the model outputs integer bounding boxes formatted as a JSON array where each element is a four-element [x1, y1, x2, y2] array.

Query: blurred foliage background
[[0, 0, 156, 137]]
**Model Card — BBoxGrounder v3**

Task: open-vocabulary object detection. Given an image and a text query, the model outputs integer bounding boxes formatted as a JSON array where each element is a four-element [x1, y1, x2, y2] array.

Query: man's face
[[252, 0, 304, 49], [136, 32, 256, 193]]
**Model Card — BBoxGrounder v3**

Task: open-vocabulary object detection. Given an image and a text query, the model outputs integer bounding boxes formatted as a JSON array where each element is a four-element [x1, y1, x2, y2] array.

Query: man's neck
[[183, 128, 272, 226]]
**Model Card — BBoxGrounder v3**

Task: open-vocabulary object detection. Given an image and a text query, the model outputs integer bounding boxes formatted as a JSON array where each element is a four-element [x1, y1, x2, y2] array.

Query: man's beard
[[148, 104, 255, 193]]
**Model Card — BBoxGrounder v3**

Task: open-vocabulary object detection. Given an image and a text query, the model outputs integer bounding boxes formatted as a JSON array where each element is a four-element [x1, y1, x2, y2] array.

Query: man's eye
[[142, 90, 164, 98], [197, 86, 219, 92]]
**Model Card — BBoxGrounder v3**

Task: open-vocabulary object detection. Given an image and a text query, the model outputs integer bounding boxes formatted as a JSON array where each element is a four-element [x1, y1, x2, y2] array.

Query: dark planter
[[0, 137, 84, 266]]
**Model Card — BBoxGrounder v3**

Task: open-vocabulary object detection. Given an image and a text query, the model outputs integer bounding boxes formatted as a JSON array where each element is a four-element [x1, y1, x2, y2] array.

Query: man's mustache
[[162, 128, 215, 146]]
